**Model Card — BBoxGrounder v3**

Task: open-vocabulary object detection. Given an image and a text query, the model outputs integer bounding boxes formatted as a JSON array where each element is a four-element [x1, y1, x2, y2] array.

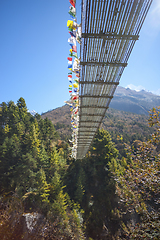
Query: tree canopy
[[0, 98, 159, 240], [0, 98, 84, 239]]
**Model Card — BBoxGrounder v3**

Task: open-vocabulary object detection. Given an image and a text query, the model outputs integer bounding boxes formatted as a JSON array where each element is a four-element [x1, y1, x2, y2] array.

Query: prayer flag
[[68, 75, 72, 78], [69, 31, 76, 38], [76, 26, 82, 44], [73, 59, 79, 72], [68, 28, 73, 32], [67, 20, 78, 30], [64, 100, 73, 106], [67, 57, 72, 61], [72, 45, 77, 52], [73, 96, 78, 100], [69, 53, 77, 59], [68, 60, 72, 68], [69, 6, 76, 17], [69, 53, 78, 58], [67, 20, 75, 29], [68, 37, 76, 46], [74, 79, 79, 83], [67, 20, 72, 28], [73, 53, 78, 58], [73, 83, 79, 88], [69, 0, 75, 8], [77, 26, 81, 37]]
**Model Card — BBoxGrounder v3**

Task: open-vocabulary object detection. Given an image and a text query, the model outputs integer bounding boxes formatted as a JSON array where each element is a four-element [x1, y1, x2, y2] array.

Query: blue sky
[[0, 0, 160, 114]]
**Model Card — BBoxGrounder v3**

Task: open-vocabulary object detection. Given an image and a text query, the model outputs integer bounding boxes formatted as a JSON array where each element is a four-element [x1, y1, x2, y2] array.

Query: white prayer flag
[[68, 37, 76, 46]]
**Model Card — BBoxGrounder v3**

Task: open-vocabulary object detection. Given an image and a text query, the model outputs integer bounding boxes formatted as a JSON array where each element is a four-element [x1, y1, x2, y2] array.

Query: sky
[[0, 0, 160, 114]]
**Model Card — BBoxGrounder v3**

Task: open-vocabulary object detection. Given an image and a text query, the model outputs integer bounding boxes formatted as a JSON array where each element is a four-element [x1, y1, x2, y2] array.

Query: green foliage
[[42, 105, 154, 159], [113, 107, 160, 239], [37, 168, 50, 204], [65, 129, 120, 238], [1, 98, 159, 239], [0, 98, 85, 239]]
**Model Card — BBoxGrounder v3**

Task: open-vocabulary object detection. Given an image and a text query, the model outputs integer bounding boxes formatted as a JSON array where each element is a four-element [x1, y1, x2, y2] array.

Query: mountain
[[41, 105, 155, 158], [110, 86, 160, 115], [29, 110, 37, 116], [41, 86, 159, 157]]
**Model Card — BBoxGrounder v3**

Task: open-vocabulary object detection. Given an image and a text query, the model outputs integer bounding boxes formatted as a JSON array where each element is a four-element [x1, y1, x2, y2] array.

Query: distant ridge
[[110, 86, 160, 115], [41, 86, 159, 143], [41, 86, 160, 118], [41, 103, 154, 150]]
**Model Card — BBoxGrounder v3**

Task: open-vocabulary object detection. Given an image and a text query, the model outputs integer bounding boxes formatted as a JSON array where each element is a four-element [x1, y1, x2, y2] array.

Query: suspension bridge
[[73, 0, 153, 159]]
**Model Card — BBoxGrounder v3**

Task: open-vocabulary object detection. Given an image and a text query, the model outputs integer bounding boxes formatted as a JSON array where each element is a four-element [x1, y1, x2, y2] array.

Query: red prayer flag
[[68, 75, 72, 78], [67, 57, 72, 61], [69, 91, 72, 93], [73, 96, 78, 100], [69, 0, 75, 8], [72, 45, 77, 52]]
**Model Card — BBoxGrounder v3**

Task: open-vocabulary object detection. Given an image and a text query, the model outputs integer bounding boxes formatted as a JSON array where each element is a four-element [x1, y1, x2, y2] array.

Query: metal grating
[[76, 0, 153, 159]]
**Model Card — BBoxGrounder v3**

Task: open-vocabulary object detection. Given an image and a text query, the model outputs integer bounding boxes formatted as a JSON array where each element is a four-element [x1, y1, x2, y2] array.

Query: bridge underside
[[76, 0, 152, 159]]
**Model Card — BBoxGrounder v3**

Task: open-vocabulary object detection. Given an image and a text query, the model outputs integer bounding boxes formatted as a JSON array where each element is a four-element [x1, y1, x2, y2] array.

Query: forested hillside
[[41, 105, 155, 158], [0, 98, 159, 239], [0, 98, 85, 239]]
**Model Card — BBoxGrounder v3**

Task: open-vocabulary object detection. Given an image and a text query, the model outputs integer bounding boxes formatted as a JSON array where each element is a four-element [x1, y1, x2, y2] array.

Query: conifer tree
[[0, 98, 86, 239], [65, 129, 119, 238]]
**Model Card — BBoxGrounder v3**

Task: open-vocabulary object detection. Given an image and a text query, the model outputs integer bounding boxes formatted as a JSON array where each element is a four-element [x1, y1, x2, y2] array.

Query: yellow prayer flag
[[67, 20, 76, 30], [73, 83, 79, 88]]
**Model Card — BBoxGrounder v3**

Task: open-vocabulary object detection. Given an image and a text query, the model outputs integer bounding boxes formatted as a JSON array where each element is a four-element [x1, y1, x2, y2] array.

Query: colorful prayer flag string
[[64, 0, 81, 159]]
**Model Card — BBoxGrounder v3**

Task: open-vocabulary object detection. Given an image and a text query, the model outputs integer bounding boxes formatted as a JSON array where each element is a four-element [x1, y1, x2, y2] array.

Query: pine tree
[[65, 129, 119, 238]]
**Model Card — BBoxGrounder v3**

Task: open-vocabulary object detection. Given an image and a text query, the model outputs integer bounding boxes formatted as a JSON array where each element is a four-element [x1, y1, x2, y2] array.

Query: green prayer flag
[[73, 53, 78, 58], [68, 28, 73, 31]]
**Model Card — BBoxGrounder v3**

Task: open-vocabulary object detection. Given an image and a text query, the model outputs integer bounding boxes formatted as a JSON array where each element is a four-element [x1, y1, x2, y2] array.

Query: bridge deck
[[76, 0, 152, 159]]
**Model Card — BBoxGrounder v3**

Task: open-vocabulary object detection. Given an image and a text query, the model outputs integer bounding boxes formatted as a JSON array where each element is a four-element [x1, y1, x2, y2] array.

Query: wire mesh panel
[[76, 0, 153, 159]]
